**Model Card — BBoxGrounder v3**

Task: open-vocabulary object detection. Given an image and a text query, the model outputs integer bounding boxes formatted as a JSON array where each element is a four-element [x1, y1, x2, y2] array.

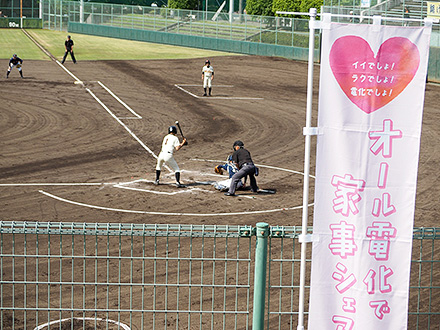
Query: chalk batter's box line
[[81, 80, 143, 120], [175, 84, 264, 100]]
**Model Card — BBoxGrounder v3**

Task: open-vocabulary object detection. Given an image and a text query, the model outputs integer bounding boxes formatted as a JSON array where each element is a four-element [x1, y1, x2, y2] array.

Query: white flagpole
[[297, 7, 317, 330]]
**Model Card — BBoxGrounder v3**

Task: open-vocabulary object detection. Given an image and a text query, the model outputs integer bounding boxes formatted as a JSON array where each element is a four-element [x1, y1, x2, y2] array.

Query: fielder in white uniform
[[155, 125, 187, 187], [202, 59, 214, 96]]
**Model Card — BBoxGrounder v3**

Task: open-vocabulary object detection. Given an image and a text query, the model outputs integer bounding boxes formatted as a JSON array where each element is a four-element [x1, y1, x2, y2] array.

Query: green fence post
[[252, 222, 269, 330]]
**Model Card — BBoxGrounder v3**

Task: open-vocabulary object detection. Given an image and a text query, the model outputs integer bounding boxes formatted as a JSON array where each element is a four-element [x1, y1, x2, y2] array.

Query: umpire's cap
[[233, 140, 244, 149]]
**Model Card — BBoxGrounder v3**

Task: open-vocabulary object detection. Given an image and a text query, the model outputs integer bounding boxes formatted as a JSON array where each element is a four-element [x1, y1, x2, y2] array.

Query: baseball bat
[[175, 121, 188, 145]]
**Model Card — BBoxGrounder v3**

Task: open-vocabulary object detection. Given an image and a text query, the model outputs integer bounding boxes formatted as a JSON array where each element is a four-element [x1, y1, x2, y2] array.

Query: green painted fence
[[0, 221, 438, 329], [68, 22, 316, 61]]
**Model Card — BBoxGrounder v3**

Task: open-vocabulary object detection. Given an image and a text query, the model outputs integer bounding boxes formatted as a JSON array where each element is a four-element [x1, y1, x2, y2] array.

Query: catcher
[[6, 54, 23, 79], [213, 155, 245, 191]]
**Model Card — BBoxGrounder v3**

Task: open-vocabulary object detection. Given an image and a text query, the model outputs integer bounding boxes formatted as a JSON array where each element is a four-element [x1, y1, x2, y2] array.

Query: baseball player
[[61, 35, 77, 64], [6, 54, 23, 79], [155, 125, 187, 187], [201, 59, 214, 96], [225, 140, 259, 196], [213, 155, 245, 191]]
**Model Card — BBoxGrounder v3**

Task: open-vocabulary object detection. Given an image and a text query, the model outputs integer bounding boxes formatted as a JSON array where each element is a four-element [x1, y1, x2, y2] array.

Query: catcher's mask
[[168, 126, 177, 134], [233, 140, 244, 149]]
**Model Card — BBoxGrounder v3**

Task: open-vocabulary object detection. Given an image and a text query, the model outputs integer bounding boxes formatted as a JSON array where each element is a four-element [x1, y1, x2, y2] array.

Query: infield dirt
[[1, 55, 439, 226]]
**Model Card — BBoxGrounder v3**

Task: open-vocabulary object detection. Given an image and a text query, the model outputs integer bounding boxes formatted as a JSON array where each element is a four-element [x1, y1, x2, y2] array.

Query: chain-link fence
[[0, 221, 438, 329]]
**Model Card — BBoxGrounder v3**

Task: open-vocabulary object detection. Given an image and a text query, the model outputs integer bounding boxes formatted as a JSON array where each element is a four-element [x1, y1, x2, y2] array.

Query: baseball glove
[[16, 64, 21, 68], [214, 165, 223, 175]]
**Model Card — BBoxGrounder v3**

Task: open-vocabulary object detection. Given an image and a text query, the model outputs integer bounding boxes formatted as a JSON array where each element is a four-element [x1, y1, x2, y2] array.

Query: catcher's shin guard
[[175, 171, 181, 184]]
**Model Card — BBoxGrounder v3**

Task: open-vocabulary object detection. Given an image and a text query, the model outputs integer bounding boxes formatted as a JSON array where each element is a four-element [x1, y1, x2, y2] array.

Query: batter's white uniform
[[156, 134, 181, 172], [202, 64, 214, 88]]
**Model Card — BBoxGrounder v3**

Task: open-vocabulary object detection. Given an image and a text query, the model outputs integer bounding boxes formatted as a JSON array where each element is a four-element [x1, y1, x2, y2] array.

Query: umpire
[[225, 140, 259, 196], [61, 35, 77, 64]]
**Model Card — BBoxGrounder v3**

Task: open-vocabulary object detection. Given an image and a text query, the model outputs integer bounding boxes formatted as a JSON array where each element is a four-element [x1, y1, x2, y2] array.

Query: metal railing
[[0, 221, 439, 329], [41, 0, 317, 48]]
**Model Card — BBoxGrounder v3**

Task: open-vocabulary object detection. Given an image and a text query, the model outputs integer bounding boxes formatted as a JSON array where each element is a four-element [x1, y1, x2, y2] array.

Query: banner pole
[[297, 7, 317, 330]]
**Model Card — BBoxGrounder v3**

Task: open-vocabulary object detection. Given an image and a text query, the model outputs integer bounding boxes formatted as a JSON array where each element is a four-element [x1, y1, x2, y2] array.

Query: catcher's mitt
[[214, 165, 224, 175]]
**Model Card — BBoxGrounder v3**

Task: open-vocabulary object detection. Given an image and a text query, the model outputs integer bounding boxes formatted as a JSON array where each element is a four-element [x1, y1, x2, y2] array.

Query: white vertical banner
[[308, 22, 431, 330]]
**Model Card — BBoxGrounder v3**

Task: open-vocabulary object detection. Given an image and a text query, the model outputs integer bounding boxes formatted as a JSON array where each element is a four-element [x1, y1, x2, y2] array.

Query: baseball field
[[1, 29, 439, 226], [0, 28, 439, 328]]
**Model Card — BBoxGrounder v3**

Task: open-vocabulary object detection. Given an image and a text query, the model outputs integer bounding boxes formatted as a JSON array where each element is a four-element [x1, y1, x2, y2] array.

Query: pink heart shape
[[329, 36, 420, 114]]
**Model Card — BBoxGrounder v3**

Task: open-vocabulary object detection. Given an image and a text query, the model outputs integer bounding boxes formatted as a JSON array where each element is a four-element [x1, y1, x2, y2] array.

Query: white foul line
[[175, 84, 264, 100], [97, 81, 142, 119], [85, 87, 159, 161], [175, 84, 200, 98], [0, 183, 112, 186], [39, 190, 310, 216]]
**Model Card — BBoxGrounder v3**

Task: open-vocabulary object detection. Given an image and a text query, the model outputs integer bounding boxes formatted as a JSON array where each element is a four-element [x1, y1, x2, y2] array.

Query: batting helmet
[[168, 126, 177, 134], [233, 140, 244, 148]]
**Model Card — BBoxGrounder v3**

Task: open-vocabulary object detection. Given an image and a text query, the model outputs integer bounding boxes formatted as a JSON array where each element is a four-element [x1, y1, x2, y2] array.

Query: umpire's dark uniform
[[61, 35, 76, 64], [225, 141, 259, 196]]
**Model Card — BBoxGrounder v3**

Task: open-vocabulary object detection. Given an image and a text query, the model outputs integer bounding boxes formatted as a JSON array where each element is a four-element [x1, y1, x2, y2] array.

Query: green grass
[[0, 29, 236, 60], [0, 29, 49, 60]]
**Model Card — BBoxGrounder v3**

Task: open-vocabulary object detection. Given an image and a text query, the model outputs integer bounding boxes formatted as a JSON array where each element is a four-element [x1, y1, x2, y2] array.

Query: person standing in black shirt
[[61, 35, 77, 64], [225, 140, 259, 196]]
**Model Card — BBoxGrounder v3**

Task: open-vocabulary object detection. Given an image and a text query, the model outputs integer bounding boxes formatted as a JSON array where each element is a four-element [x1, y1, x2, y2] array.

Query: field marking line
[[114, 184, 213, 195], [22, 30, 168, 170], [85, 87, 164, 165], [115, 178, 214, 195], [34, 317, 130, 330], [191, 158, 315, 178], [175, 84, 263, 100], [39, 190, 310, 216], [204, 96, 264, 100], [97, 81, 142, 119], [22, 29, 82, 83], [0, 183, 112, 186], [178, 84, 234, 87], [175, 84, 200, 98]]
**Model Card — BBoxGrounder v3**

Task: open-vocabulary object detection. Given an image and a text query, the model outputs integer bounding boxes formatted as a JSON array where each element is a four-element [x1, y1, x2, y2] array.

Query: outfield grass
[[0, 29, 49, 60], [0, 29, 236, 60]]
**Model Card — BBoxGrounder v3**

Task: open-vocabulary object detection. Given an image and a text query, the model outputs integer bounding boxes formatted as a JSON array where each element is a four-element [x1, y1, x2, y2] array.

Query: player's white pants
[[8, 64, 22, 72], [203, 76, 212, 88], [156, 151, 180, 172]]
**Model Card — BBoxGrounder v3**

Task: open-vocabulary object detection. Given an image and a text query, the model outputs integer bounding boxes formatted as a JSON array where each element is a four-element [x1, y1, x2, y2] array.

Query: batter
[[155, 126, 187, 187], [201, 59, 214, 96]]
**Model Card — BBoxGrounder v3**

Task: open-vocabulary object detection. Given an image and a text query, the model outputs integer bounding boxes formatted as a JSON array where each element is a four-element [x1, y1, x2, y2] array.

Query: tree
[[246, 0, 274, 16], [272, 0, 299, 16], [298, 0, 323, 13], [168, 0, 198, 9]]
